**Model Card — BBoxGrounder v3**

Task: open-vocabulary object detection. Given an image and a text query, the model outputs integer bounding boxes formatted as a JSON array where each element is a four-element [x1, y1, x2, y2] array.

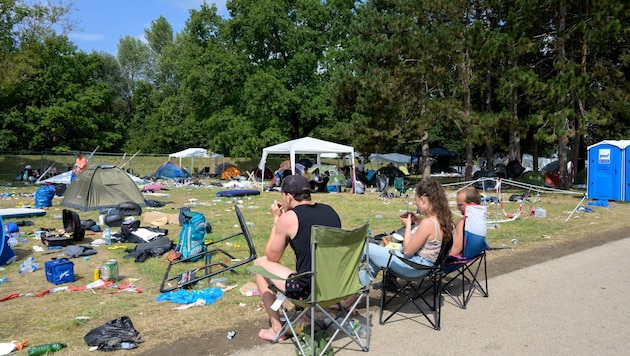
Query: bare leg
[[255, 273, 284, 341], [253, 256, 295, 341]]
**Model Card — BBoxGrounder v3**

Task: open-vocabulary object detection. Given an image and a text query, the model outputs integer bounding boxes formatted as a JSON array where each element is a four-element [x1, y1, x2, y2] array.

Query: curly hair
[[415, 179, 454, 243]]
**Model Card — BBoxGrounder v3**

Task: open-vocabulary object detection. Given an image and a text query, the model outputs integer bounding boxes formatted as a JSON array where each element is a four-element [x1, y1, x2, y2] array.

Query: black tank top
[[290, 203, 341, 288]]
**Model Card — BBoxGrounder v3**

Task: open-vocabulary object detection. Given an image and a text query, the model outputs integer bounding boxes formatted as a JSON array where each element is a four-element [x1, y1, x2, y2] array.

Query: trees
[[0, 0, 628, 168]]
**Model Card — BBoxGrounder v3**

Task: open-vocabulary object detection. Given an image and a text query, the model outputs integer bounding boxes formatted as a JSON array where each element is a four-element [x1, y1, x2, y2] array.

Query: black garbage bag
[[83, 316, 143, 351]]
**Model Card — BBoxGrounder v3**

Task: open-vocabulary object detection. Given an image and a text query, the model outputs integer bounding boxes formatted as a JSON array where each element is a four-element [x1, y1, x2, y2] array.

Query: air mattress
[[216, 189, 261, 197], [0, 208, 47, 219]]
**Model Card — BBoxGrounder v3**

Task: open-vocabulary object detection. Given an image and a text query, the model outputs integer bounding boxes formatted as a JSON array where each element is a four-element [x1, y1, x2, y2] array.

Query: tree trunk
[[509, 87, 520, 161], [421, 131, 431, 180]]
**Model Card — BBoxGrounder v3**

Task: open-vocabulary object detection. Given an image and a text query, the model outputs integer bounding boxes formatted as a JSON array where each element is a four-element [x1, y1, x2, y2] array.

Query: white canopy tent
[[258, 137, 357, 191], [168, 148, 213, 176]]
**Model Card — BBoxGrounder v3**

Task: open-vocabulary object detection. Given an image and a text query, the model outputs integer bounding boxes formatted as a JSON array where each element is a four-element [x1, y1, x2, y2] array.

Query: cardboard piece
[[142, 211, 180, 226]]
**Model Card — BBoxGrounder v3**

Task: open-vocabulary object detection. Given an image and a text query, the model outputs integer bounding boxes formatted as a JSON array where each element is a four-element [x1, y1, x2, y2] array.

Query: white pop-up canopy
[[168, 148, 211, 175], [258, 137, 357, 191]]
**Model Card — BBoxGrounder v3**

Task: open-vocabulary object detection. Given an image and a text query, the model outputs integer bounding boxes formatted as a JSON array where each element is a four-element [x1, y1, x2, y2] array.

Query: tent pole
[[565, 194, 587, 223]]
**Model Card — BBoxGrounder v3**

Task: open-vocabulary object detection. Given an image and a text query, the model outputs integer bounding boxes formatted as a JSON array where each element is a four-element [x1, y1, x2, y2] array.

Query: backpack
[[174, 208, 211, 262]]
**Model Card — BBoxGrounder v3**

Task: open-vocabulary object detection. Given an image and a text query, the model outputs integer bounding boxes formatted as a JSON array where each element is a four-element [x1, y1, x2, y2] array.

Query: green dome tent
[[61, 164, 146, 211]]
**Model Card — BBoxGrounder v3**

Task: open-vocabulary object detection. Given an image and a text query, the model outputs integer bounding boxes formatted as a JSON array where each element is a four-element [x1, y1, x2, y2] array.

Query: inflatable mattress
[[216, 189, 261, 197]]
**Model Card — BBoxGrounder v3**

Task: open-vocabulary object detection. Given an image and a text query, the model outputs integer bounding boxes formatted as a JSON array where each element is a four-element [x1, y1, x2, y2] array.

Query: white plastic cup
[[99, 215, 105, 226]]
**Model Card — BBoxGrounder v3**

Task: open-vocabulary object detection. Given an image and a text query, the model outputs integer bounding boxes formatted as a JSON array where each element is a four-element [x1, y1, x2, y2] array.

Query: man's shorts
[[285, 273, 310, 301]]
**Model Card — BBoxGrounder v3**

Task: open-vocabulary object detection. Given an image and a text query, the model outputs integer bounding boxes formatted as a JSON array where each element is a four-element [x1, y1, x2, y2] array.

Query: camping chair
[[376, 174, 392, 199], [379, 238, 453, 330], [159, 204, 257, 293], [443, 204, 489, 309], [246, 171, 263, 190], [393, 177, 408, 198], [248, 223, 371, 356]]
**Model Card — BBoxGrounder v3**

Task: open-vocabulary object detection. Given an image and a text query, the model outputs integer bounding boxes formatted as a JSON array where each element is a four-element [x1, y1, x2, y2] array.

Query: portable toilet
[[587, 140, 630, 201]]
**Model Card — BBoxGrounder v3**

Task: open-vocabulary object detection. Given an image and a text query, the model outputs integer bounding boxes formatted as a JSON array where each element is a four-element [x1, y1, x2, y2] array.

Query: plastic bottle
[[27, 342, 67, 356], [0, 276, 8, 285], [104, 226, 112, 246], [347, 320, 367, 337], [19, 263, 39, 274], [19, 257, 39, 274]]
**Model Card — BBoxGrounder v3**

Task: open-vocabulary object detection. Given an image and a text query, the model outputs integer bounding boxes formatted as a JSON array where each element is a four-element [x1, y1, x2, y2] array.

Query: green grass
[[0, 173, 624, 355]]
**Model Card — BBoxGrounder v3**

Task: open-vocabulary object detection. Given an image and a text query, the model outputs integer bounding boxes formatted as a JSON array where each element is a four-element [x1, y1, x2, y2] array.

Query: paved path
[[234, 236, 630, 355]]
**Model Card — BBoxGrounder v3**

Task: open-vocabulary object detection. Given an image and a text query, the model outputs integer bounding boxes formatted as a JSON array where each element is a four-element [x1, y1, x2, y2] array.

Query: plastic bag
[[83, 316, 143, 351], [155, 287, 224, 305], [295, 325, 333, 356]]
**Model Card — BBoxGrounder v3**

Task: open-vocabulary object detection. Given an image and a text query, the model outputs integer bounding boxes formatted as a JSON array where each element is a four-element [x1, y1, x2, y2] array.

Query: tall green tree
[[227, 0, 341, 150]]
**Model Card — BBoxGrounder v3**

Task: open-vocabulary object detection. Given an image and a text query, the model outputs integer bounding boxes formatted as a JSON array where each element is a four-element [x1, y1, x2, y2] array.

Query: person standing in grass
[[71, 151, 88, 182], [253, 175, 341, 341]]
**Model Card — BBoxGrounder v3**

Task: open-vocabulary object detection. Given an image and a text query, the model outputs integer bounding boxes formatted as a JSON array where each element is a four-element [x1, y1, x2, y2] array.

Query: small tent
[[61, 164, 146, 211], [154, 161, 190, 179]]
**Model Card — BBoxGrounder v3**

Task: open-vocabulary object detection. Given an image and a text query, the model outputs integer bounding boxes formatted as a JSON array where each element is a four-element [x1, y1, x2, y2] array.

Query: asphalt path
[[234, 236, 630, 355]]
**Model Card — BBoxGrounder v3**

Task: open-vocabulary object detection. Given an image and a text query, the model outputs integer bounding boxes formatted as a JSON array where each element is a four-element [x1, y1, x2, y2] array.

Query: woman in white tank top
[[359, 180, 454, 286]]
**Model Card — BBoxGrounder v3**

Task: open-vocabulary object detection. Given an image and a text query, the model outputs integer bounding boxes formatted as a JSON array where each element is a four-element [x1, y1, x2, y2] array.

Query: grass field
[[0, 167, 626, 355]]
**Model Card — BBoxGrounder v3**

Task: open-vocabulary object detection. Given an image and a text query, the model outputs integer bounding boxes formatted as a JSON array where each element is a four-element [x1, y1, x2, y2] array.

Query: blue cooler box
[[45, 258, 75, 285]]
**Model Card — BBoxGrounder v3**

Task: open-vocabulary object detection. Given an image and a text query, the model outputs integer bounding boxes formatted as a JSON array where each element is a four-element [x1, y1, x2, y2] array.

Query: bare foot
[[330, 293, 359, 310], [258, 327, 285, 341]]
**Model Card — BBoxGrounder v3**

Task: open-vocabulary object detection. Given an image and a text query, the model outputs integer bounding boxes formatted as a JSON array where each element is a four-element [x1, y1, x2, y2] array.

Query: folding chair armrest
[[247, 266, 311, 282], [387, 249, 434, 270]]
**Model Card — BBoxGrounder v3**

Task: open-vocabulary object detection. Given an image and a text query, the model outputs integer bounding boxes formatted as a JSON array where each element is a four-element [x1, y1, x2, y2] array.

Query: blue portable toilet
[[587, 140, 630, 201]]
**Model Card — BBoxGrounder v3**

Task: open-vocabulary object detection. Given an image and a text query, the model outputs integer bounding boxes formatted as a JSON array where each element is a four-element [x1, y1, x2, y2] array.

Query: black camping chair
[[379, 238, 453, 330], [159, 204, 257, 293]]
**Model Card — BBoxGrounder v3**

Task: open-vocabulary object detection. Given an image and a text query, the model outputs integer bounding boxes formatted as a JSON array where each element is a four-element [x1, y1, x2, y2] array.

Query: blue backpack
[[175, 208, 211, 262]]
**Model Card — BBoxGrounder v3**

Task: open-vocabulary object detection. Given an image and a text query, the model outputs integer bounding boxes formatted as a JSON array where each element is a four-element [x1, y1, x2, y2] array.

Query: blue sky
[[66, 0, 229, 55]]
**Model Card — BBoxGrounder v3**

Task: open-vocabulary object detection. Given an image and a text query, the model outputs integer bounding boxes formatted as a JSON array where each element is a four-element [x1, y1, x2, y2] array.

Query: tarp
[[258, 137, 356, 191], [61, 165, 147, 211], [368, 153, 411, 165], [154, 161, 190, 179], [37, 170, 144, 185]]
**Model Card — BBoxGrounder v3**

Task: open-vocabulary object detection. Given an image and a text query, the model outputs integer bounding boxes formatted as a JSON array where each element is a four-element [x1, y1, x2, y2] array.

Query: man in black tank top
[[253, 175, 341, 341]]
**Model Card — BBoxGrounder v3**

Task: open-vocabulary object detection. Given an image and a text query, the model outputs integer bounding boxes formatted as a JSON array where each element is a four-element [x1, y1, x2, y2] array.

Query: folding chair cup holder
[[248, 223, 371, 356], [159, 204, 257, 293], [379, 238, 453, 330]]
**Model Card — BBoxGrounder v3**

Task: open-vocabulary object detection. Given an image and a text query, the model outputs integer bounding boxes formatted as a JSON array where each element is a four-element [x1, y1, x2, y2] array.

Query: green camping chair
[[249, 223, 371, 356], [394, 177, 408, 198]]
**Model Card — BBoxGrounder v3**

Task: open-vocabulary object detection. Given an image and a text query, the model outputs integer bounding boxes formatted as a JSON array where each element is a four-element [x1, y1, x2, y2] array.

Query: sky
[[65, 0, 229, 55]]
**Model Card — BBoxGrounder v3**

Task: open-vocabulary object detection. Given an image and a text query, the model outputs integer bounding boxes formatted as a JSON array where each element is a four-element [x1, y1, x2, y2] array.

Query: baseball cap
[[281, 175, 311, 194]]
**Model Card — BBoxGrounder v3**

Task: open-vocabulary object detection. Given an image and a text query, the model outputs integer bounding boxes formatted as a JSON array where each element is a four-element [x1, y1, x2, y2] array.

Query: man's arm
[[264, 202, 296, 262], [450, 218, 465, 256]]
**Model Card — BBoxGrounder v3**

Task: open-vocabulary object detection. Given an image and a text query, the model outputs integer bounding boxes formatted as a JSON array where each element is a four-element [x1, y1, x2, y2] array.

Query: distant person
[[71, 151, 88, 182], [356, 159, 365, 174], [48, 165, 57, 178], [18, 165, 33, 182], [309, 171, 330, 192], [253, 175, 341, 341]]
